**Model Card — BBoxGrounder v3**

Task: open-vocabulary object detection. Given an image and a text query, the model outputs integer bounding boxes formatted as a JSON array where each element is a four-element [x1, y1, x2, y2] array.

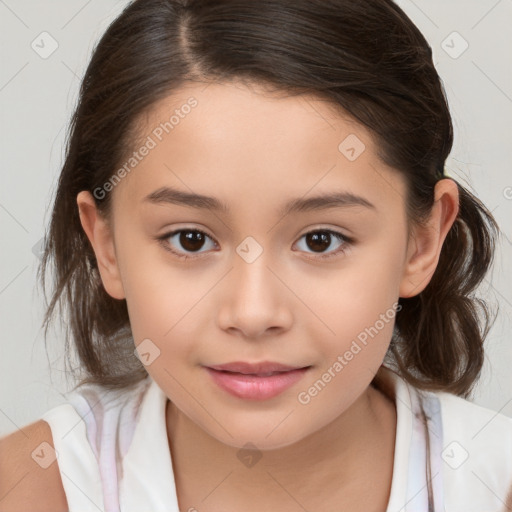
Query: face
[[80, 80, 423, 450]]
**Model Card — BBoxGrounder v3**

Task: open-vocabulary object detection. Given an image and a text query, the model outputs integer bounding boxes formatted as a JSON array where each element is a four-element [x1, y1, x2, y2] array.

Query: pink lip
[[208, 361, 305, 374], [204, 362, 311, 400]]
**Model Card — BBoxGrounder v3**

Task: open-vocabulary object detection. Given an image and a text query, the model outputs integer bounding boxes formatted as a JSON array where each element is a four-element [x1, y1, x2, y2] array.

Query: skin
[[77, 80, 459, 511]]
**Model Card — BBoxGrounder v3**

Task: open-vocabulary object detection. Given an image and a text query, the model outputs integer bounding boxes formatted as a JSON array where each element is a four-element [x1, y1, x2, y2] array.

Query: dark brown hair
[[39, 0, 499, 398]]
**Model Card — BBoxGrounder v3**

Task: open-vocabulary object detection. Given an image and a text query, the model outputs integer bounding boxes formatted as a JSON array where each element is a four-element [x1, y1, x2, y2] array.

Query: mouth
[[204, 362, 312, 400], [207, 361, 310, 375], [215, 370, 296, 377]]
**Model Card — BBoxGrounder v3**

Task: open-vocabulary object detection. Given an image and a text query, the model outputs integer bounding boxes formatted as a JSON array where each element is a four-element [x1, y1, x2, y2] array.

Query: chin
[[206, 423, 312, 452]]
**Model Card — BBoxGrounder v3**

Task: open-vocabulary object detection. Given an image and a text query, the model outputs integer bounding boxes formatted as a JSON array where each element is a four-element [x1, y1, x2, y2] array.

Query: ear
[[76, 191, 125, 300], [399, 179, 459, 298]]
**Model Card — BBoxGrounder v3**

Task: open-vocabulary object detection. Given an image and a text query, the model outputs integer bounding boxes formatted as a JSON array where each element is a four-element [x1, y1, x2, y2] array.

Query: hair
[[39, 0, 499, 400]]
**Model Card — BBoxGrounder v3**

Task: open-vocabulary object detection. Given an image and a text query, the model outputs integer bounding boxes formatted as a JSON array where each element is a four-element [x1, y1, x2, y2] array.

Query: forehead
[[111, 80, 406, 218]]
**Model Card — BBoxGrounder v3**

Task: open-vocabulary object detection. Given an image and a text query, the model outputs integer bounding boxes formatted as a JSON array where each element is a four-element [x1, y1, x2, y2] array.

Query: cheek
[[295, 271, 400, 420], [125, 274, 201, 349], [306, 236, 405, 364], [115, 239, 197, 355]]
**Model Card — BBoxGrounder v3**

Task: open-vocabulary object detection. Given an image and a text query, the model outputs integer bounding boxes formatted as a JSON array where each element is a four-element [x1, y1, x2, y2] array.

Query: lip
[[204, 361, 311, 400], [208, 361, 306, 374]]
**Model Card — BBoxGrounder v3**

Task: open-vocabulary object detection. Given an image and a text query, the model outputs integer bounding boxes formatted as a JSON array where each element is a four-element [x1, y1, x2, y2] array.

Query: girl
[[1, 0, 511, 511]]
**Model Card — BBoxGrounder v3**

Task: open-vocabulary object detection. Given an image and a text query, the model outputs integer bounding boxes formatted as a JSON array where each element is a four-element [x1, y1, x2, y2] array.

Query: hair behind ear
[[389, 181, 500, 398]]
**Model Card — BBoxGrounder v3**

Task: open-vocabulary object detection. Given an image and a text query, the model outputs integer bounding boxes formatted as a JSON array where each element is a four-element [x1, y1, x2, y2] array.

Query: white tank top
[[40, 366, 512, 511]]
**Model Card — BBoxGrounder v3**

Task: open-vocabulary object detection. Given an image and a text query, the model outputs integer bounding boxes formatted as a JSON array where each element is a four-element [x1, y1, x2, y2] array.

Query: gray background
[[1, 0, 511, 437]]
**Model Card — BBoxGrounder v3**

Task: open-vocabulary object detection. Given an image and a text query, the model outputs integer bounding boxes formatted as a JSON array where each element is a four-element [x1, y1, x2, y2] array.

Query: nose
[[216, 252, 293, 339]]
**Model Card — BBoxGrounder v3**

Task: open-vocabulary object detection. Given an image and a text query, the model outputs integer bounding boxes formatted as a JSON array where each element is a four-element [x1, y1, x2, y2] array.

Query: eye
[[157, 228, 217, 259], [294, 229, 352, 260], [156, 227, 353, 261]]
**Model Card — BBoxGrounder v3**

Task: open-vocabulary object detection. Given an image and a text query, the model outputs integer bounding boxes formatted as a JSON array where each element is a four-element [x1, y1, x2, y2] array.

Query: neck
[[166, 380, 397, 510]]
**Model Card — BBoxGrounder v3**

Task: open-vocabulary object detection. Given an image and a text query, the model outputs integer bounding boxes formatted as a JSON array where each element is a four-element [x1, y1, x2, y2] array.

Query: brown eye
[[179, 230, 207, 252], [305, 231, 332, 253], [159, 228, 217, 258], [295, 229, 351, 259]]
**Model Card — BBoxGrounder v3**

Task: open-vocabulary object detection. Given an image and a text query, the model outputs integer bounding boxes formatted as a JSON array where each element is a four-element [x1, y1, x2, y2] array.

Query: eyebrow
[[143, 186, 376, 217]]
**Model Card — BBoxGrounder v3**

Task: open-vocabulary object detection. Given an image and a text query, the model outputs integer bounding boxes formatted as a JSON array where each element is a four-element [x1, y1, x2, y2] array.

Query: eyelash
[[156, 228, 353, 261]]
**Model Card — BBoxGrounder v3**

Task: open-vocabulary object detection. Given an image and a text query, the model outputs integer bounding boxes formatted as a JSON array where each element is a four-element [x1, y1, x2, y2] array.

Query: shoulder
[[0, 420, 68, 512], [436, 391, 512, 439], [433, 391, 512, 505], [435, 391, 512, 463]]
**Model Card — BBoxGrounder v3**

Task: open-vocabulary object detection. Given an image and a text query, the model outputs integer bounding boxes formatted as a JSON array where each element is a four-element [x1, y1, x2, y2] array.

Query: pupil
[[178, 231, 332, 253], [307, 232, 330, 252], [180, 231, 205, 251]]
